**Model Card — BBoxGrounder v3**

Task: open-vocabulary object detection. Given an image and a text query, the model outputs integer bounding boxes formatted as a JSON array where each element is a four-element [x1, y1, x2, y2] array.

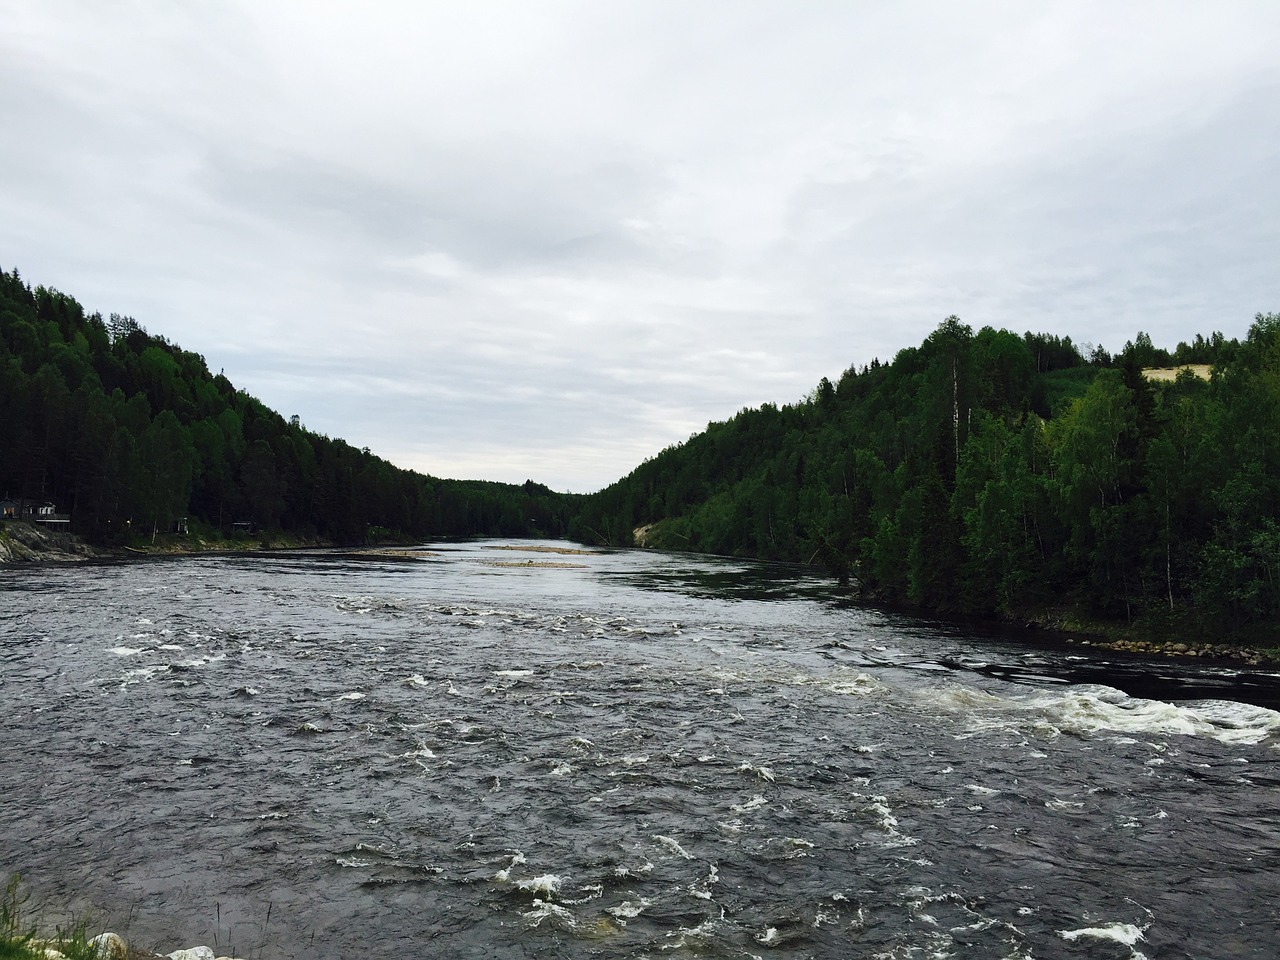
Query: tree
[[136, 410, 195, 539], [241, 439, 286, 529], [1049, 370, 1145, 614]]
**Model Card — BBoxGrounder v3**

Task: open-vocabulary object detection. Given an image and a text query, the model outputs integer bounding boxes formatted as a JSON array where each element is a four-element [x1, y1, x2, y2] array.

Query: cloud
[[3, 2, 1280, 492]]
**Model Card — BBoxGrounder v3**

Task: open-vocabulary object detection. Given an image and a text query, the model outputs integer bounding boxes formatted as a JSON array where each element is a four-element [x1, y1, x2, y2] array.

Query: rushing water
[[2, 542, 1279, 959]]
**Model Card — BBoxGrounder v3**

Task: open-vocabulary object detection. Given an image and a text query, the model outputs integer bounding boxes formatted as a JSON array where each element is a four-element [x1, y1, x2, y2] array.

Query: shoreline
[[1010, 606, 1280, 667], [846, 584, 1280, 669], [0, 521, 349, 564]]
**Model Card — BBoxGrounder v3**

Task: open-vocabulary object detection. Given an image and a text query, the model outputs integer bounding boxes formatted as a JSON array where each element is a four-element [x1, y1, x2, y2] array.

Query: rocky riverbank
[[0, 521, 332, 564], [1065, 635, 1276, 666], [1019, 605, 1280, 666], [31, 932, 244, 960], [0, 521, 101, 563]]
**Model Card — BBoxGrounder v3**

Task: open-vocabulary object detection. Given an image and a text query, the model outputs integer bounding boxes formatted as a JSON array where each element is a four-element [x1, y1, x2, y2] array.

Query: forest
[[0, 267, 579, 545], [570, 316, 1280, 642], [4, 264, 1277, 643]]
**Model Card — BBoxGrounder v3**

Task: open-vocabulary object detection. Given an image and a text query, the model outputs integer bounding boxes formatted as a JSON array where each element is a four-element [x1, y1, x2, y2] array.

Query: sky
[[3, 2, 1280, 493]]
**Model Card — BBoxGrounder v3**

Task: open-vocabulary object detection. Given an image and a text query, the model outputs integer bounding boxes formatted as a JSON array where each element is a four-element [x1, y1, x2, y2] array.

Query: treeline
[[0, 267, 579, 544], [571, 316, 1280, 638]]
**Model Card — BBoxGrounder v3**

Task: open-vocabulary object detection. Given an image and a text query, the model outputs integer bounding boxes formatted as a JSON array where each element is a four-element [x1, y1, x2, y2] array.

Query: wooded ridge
[[570, 316, 1280, 645], [0, 267, 579, 547], [3, 265, 1277, 646]]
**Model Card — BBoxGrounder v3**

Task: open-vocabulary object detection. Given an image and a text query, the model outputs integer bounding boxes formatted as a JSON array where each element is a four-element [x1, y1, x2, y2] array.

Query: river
[[2, 541, 1278, 959]]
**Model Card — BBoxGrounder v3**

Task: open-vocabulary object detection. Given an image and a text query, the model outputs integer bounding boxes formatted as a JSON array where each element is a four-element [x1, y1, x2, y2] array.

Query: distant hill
[[571, 314, 1280, 641], [0, 266, 579, 545]]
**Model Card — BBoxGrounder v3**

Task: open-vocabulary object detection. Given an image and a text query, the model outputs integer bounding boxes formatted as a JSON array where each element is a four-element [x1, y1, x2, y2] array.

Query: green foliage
[[0, 267, 581, 545], [1034, 366, 1097, 417], [0, 876, 36, 958], [574, 313, 1279, 641], [0, 875, 103, 960]]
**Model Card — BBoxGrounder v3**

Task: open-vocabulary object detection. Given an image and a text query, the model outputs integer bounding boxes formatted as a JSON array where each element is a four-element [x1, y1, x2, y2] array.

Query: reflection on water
[[2, 541, 1278, 959]]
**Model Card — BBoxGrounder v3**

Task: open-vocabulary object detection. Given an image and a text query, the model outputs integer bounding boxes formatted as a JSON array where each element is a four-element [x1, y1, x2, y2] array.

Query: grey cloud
[[4, 3, 1280, 492], [198, 142, 675, 278]]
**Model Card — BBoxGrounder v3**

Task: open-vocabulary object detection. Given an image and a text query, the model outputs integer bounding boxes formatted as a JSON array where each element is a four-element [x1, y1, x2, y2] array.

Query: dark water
[[2, 542, 1279, 959]]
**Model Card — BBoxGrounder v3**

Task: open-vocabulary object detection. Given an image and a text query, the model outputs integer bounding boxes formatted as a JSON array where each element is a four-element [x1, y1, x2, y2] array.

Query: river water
[[2, 541, 1279, 959]]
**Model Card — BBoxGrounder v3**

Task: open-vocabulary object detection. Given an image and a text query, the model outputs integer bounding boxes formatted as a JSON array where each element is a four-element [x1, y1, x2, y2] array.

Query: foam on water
[[492, 851, 527, 882], [1059, 921, 1150, 958], [522, 900, 576, 929], [112, 664, 169, 686], [605, 897, 651, 922], [730, 795, 768, 814], [176, 654, 225, 669], [1031, 686, 1280, 744], [932, 680, 1280, 745], [1044, 798, 1085, 812], [653, 835, 694, 860], [755, 926, 782, 945], [516, 874, 564, 897]]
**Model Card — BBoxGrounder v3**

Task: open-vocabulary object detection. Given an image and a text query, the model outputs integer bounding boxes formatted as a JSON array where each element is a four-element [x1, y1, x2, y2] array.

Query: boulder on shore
[[33, 932, 246, 960]]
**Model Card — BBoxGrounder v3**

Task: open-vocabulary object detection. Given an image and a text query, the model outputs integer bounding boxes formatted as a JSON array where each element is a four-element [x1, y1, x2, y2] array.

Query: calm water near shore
[[3, 542, 1279, 958]]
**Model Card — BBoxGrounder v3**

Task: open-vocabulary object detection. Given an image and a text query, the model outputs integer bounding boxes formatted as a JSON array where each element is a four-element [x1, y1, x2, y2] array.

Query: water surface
[[2, 542, 1278, 958]]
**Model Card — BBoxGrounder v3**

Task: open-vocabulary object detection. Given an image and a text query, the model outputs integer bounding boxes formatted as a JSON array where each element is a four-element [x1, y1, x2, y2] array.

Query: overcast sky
[[3, 2, 1279, 492]]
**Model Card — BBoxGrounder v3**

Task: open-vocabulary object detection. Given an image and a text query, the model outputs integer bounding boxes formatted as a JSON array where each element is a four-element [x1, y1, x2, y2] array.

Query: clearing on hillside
[[1142, 364, 1212, 382]]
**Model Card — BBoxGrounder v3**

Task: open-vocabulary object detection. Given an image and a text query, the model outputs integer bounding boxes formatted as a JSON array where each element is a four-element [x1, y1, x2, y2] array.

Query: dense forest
[[0, 267, 579, 544], [571, 316, 1280, 641], [4, 264, 1277, 643]]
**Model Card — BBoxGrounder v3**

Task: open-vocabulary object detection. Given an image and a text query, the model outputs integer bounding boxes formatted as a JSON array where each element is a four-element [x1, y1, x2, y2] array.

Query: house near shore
[[0, 497, 71, 525]]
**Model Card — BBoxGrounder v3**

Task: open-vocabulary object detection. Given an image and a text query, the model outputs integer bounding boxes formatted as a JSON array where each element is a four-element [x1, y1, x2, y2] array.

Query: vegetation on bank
[[0, 873, 226, 960], [1, 875, 113, 960], [571, 317, 1280, 648], [0, 267, 580, 547]]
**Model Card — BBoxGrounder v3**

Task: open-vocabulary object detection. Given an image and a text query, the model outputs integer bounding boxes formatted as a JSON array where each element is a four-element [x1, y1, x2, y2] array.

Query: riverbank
[[0, 521, 342, 564], [1064, 633, 1276, 665], [120, 531, 336, 556], [849, 581, 1280, 667], [15, 931, 239, 960], [1, 875, 241, 960], [1013, 604, 1280, 666], [0, 521, 101, 563]]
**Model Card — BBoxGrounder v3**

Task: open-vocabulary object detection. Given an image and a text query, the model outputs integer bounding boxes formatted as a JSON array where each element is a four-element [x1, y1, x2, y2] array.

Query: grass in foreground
[[1, 875, 110, 960]]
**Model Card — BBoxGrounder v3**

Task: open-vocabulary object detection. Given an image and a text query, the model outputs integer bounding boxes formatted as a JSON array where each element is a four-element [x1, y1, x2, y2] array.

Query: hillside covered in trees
[[5, 263, 1277, 644], [0, 267, 578, 545], [571, 316, 1280, 641]]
